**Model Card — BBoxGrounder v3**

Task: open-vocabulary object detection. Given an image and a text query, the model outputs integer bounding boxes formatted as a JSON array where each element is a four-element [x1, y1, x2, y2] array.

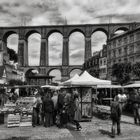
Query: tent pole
[[110, 88, 112, 106], [96, 86, 98, 105]]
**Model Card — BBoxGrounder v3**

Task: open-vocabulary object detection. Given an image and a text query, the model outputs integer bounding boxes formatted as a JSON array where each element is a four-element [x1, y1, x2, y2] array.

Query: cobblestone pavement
[[0, 115, 140, 140]]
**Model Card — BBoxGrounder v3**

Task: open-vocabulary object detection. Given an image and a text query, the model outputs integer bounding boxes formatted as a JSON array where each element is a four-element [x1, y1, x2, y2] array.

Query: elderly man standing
[[110, 96, 122, 138]]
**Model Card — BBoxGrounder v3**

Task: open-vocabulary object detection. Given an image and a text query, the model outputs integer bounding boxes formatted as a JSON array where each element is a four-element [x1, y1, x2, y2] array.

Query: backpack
[[111, 102, 119, 120]]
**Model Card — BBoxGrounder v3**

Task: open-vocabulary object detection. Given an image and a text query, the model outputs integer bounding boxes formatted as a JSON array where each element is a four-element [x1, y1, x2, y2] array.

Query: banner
[[0, 52, 3, 66]]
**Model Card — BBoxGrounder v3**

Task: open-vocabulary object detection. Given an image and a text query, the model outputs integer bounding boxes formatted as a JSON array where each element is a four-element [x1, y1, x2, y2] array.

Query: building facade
[[0, 45, 25, 84], [99, 45, 107, 79], [107, 27, 140, 80], [5, 63, 25, 83], [83, 52, 100, 78]]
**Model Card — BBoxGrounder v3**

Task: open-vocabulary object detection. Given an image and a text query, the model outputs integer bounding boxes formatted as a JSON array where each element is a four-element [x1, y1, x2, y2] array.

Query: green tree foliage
[[112, 63, 132, 85], [88, 68, 99, 78], [7, 47, 18, 63], [133, 62, 140, 79]]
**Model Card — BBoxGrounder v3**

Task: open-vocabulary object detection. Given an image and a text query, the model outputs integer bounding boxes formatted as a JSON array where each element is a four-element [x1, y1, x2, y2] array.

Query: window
[[129, 45, 134, 54], [113, 60, 116, 64], [104, 59, 106, 65], [108, 51, 111, 59], [113, 41, 116, 47], [100, 60, 102, 66], [124, 58, 127, 63], [136, 32, 140, 40], [92, 60, 94, 65], [0, 45, 2, 51], [113, 50, 116, 57], [108, 43, 111, 50], [118, 48, 122, 55], [124, 37, 127, 44], [129, 57, 134, 62], [118, 39, 122, 46], [137, 42, 140, 47], [118, 59, 121, 63], [95, 58, 98, 65], [124, 46, 127, 55], [130, 34, 134, 42]]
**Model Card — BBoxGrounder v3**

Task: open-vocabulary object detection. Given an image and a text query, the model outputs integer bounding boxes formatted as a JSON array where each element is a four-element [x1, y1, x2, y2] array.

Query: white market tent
[[62, 74, 80, 86], [67, 71, 111, 86], [123, 83, 140, 88], [0, 79, 6, 84]]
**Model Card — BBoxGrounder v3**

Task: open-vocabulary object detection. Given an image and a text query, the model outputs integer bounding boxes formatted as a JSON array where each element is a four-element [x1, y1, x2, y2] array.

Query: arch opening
[[48, 33, 63, 66], [70, 69, 82, 78], [114, 29, 126, 35], [25, 68, 39, 78], [91, 31, 107, 56], [49, 69, 61, 82], [115, 27, 129, 34], [69, 32, 85, 65], [28, 33, 41, 66], [7, 33, 19, 63]]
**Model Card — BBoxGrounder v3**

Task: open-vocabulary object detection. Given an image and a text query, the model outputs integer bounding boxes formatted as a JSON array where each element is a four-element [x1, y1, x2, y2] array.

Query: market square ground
[[0, 115, 140, 140]]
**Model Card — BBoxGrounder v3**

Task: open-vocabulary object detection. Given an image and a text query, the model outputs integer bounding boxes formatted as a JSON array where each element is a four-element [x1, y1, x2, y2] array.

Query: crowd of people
[[32, 89, 82, 131], [110, 88, 140, 138], [1, 86, 140, 137]]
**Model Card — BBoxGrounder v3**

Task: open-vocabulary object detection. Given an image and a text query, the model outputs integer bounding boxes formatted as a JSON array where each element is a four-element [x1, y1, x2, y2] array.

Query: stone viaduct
[[0, 22, 140, 81]]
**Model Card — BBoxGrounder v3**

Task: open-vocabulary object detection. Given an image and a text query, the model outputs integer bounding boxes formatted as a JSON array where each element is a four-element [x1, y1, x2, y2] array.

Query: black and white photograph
[[0, 0, 140, 139]]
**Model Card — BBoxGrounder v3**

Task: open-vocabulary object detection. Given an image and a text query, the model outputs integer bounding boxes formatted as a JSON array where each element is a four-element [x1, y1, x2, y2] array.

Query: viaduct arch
[[0, 22, 139, 81]]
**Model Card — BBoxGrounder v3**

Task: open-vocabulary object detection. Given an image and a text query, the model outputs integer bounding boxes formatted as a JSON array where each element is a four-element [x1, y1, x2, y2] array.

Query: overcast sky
[[4, 0, 140, 80]]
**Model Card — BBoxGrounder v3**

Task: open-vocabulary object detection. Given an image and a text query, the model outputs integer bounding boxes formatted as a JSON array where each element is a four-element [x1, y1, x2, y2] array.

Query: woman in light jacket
[[73, 93, 82, 130]]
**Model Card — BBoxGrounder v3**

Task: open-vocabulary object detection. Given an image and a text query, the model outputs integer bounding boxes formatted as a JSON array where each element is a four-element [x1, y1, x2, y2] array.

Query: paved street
[[0, 115, 140, 140]]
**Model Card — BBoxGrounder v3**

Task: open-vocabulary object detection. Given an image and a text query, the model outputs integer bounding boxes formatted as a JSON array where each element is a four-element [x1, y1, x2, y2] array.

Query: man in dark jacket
[[42, 94, 54, 127], [132, 90, 140, 125], [110, 96, 122, 138]]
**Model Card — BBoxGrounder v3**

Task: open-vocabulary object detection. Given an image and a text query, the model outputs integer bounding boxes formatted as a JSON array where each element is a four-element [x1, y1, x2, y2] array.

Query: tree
[[88, 68, 99, 78], [112, 63, 132, 85], [7, 47, 18, 63], [132, 62, 140, 79]]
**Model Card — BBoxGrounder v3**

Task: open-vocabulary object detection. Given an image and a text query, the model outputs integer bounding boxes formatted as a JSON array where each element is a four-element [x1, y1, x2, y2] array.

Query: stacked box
[[20, 114, 32, 127], [7, 114, 20, 128]]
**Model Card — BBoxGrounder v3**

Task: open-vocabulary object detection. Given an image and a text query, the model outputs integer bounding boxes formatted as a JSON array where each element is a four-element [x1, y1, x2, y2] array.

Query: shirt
[[32, 97, 37, 108], [51, 95, 58, 109]]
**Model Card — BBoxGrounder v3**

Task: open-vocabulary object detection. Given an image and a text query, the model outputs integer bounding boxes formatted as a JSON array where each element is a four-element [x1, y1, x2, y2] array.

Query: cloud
[[3, 0, 140, 67], [0, 0, 140, 26]]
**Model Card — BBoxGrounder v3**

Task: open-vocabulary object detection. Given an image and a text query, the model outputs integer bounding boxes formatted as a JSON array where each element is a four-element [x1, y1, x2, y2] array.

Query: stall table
[[93, 105, 111, 119]]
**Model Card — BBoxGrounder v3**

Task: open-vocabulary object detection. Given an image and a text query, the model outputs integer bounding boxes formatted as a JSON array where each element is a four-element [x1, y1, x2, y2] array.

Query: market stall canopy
[[69, 71, 111, 86], [62, 74, 80, 86], [97, 84, 122, 88], [123, 83, 140, 88], [41, 85, 63, 90]]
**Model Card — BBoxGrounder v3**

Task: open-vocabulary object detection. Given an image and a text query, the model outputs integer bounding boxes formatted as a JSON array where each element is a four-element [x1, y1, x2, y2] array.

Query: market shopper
[[32, 93, 42, 127], [57, 90, 66, 127], [133, 90, 140, 125], [51, 91, 58, 125], [110, 96, 122, 138], [42, 94, 54, 127], [117, 90, 127, 111], [73, 92, 82, 130]]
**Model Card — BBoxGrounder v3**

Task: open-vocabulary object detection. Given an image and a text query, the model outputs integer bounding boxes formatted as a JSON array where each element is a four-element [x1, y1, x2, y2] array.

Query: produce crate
[[7, 113, 20, 128], [20, 114, 32, 127]]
